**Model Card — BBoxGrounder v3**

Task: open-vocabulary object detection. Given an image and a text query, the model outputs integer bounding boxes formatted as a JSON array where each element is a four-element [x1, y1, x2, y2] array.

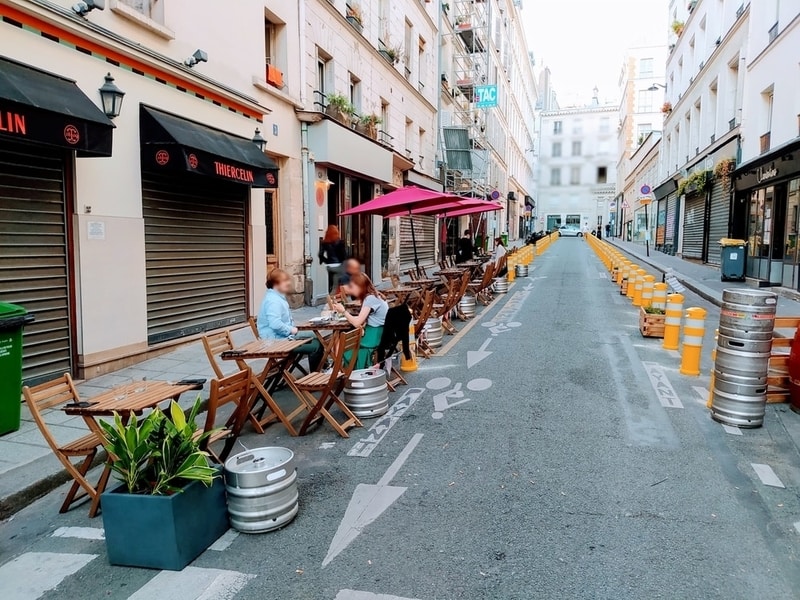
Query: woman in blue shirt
[[257, 269, 323, 371], [330, 272, 388, 369]]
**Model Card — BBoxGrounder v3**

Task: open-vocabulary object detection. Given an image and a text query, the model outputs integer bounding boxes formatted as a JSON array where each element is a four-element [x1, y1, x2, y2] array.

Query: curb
[[607, 240, 723, 307]]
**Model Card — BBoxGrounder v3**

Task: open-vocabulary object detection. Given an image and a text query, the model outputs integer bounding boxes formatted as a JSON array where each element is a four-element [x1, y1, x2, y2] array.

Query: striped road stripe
[[127, 567, 255, 600], [751, 463, 785, 488], [1, 552, 97, 600], [51, 527, 105, 540]]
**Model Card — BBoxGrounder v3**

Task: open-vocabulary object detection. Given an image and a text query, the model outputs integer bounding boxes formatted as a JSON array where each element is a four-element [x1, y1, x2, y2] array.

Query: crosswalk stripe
[[127, 566, 255, 600], [52, 526, 105, 540], [751, 463, 785, 488], [0, 552, 97, 600]]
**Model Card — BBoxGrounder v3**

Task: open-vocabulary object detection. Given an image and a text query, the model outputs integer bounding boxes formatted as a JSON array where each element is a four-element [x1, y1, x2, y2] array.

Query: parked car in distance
[[558, 225, 583, 237]]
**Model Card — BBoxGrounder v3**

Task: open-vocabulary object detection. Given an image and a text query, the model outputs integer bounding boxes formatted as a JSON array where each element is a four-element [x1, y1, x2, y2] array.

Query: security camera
[[184, 50, 209, 68], [72, 0, 104, 17]]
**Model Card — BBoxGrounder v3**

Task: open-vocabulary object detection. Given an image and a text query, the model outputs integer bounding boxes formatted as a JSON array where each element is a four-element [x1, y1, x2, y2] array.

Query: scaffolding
[[442, 0, 492, 198]]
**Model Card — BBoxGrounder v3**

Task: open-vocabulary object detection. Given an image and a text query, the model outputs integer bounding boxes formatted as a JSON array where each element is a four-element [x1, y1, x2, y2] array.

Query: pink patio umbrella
[[382, 196, 488, 218], [339, 186, 457, 269], [437, 200, 503, 218]]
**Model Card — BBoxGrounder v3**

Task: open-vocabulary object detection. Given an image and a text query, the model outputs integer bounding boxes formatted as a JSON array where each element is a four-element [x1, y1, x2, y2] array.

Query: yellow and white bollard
[[632, 269, 646, 306], [651, 282, 668, 311], [707, 328, 719, 408], [641, 275, 655, 308], [663, 293, 684, 351], [400, 321, 418, 372], [626, 265, 639, 299], [680, 307, 707, 376]]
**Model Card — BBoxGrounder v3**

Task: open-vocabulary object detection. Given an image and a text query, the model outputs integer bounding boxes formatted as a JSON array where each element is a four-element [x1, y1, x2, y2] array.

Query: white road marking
[[642, 362, 684, 408], [692, 386, 709, 405], [751, 463, 785, 488], [51, 526, 105, 540], [467, 338, 493, 368], [319, 442, 337, 449], [348, 388, 424, 458], [667, 349, 681, 358], [428, 378, 493, 419], [794, 521, 800, 534], [335, 591, 421, 600], [491, 290, 531, 323], [721, 424, 743, 436], [208, 529, 239, 551], [127, 567, 255, 600], [325, 434, 423, 567], [0, 552, 97, 600]]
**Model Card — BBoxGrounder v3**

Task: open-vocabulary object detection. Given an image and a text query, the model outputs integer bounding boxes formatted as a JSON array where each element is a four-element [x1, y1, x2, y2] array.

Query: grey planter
[[346, 16, 363, 34], [101, 475, 228, 571]]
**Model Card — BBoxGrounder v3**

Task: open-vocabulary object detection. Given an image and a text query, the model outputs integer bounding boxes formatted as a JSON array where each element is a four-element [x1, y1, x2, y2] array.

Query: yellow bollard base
[[679, 346, 702, 376], [400, 356, 418, 372]]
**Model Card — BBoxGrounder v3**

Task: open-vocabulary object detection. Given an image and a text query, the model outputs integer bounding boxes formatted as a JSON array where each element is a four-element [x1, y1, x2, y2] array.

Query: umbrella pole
[[409, 210, 420, 272]]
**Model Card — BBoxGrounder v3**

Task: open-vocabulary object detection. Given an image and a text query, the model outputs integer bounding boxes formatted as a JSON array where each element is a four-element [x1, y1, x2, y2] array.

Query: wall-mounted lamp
[[98, 73, 125, 119], [72, 0, 104, 17], [647, 83, 667, 91], [184, 49, 208, 68], [252, 128, 266, 151]]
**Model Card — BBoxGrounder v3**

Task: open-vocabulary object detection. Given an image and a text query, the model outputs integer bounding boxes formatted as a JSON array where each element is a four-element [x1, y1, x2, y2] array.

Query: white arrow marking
[[751, 463, 785, 488], [324, 434, 424, 567], [467, 338, 493, 368]]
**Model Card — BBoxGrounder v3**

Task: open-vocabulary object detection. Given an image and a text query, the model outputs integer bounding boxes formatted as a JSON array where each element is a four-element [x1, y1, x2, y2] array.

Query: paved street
[[3, 239, 800, 599]]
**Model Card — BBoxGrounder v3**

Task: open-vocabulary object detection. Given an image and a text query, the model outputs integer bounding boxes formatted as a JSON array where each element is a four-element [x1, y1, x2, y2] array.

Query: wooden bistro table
[[62, 380, 201, 517], [295, 318, 353, 366], [382, 285, 417, 305], [221, 338, 312, 437]]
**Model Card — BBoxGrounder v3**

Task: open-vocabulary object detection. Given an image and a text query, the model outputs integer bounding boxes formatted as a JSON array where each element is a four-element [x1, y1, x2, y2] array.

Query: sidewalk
[[608, 238, 800, 316], [0, 305, 320, 519]]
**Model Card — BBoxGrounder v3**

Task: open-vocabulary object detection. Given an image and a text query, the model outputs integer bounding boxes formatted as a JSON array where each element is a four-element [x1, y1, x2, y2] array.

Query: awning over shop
[[733, 136, 800, 191], [140, 105, 278, 187], [0, 56, 114, 156]]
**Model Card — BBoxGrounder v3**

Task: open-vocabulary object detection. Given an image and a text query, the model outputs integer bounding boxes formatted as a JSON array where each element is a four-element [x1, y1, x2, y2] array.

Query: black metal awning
[[732, 136, 800, 191], [140, 105, 278, 187], [0, 56, 114, 156]]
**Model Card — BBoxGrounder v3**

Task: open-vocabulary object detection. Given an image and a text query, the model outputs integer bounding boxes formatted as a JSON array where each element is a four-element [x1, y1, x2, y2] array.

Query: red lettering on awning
[[0, 111, 26, 135], [213, 161, 255, 183]]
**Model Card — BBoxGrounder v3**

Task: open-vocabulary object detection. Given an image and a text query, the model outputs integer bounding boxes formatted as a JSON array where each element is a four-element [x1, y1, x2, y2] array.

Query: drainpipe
[[299, 0, 313, 305]]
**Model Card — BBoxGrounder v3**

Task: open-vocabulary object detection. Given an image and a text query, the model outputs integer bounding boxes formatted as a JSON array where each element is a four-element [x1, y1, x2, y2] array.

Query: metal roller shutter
[[665, 191, 678, 253], [0, 143, 71, 384], [706, 180, 730, 265], [400, 216, 437, 270], [682, 192, 705, 259], [142, 173, 247, 344], [656, 200, 666, 247]]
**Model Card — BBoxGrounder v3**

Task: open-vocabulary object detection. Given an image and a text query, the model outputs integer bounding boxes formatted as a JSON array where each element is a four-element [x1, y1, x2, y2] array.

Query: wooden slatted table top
[[383, 286, 418, 294], [62, 381, 200, 416], [221, 338, 312, 359], [296, 320, 353, 332]]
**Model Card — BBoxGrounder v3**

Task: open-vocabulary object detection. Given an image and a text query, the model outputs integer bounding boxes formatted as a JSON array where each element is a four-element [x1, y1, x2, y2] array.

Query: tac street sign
[[474, 85, 498, 108]]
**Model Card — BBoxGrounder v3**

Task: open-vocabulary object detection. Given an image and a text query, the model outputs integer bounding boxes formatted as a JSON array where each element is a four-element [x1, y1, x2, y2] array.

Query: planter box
[[379, 49, 395, 64], [102, 476, 228, 570], [639, 306, 666, 338], [346, 16, 363, 34]]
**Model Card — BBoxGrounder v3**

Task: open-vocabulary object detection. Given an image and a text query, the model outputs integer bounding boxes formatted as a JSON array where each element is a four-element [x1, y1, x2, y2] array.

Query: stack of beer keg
[[711, 289, 777, 428]]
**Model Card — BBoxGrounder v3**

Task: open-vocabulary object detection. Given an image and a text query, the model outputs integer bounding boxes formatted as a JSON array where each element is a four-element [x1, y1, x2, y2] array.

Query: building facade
[[731, 0, 800, 286], [656, 0, 749, 264], [536, 92, 617, 233], [621, 133, 662, 244], [0, 0, 300, 384], [616, 44, 667, 239]]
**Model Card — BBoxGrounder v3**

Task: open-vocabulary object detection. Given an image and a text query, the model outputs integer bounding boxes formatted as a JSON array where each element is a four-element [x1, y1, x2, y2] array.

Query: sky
[[521, 0, 669, 107]]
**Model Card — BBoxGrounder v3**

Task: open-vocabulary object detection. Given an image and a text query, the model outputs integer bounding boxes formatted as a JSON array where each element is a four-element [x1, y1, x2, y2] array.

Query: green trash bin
[[500, 233, 509, 247], [0, 302, 35, 436]]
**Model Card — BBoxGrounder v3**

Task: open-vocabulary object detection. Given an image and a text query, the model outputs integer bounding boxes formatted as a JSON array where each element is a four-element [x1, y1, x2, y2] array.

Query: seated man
[[257, 269, 324, 371], [337, 257, 363, 288]]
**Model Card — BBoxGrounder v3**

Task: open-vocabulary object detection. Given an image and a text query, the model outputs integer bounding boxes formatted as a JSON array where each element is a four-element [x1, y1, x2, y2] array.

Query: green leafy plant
[[671, 20, 685, 36], [100, 398, 218, 495], [326, 93, 354, 114], [677, 169, 712, 196], [644, 306, 666, 315]]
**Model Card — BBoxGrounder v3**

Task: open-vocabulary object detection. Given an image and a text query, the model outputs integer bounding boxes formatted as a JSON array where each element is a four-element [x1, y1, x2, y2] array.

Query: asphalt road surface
[[2, 239, 800, 600]]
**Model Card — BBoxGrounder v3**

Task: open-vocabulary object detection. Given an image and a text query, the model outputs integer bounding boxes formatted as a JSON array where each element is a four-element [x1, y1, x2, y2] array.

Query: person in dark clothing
[[318, 225, 347, 292], [456, 229, 474, 264], [605, 223, 611, 238]]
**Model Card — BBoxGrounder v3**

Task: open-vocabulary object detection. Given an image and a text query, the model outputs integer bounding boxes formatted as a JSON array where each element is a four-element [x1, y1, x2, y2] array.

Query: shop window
[[597, 166, 608, 184], [566, 215, 581, 227]]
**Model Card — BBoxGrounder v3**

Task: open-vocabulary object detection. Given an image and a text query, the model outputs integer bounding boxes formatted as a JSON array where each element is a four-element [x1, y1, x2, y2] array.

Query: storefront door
[[746, 185, 786, 283]]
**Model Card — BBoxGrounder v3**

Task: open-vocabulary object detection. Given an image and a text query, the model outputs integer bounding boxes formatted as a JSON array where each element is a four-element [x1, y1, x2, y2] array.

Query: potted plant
[[380, 44, 402, 65], [357, 113, 382, 140], [455, 14, 471, 29], [325, 93, 354, 125], [346, 4, 363, 33], [671, 20, 685, 36], [640, 306, 666, 338], [100, 399, 229, 571], [661, 101, 672, 114]]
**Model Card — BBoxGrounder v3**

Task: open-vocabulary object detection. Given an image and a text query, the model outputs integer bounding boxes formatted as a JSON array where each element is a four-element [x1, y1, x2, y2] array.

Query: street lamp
[[98, 73, 125, 119], [252, 128, 266, 152]]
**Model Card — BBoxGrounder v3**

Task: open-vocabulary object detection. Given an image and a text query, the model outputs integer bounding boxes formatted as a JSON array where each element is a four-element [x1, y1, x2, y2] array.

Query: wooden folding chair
[[405, 269, 419, 281], [198, 369, 253, 464], [248, 316, 260, 339], [469, 262, 496, 305], [22, 374, 111, 517], [414, 289, 436, 358], [390, 274, 401, 288], [285, 328, 364, 437], [202, 331, 276, 434]]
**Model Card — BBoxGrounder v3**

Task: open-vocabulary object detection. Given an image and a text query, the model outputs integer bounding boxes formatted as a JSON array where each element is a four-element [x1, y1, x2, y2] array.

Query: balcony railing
[[760, 132, 771, 154]]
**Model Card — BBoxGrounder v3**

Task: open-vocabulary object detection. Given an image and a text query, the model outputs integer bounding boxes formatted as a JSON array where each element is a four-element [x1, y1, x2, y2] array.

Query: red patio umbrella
[[382, 196, 487, 218], [339, 186, 457, 269]]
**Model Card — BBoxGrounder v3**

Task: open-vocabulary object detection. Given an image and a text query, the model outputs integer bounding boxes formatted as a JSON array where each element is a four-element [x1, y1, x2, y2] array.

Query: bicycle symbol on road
[[481, 321, 522, 336], [425, 377, 493, 419]]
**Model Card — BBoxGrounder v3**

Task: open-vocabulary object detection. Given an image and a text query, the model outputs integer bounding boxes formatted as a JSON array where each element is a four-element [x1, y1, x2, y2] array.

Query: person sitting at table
[[330, 272, 388, 369], [491, 237, 508, 276], [257, 269, 324, 371], [337, 257, 363, 288], [456, 229, 474, 264]]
